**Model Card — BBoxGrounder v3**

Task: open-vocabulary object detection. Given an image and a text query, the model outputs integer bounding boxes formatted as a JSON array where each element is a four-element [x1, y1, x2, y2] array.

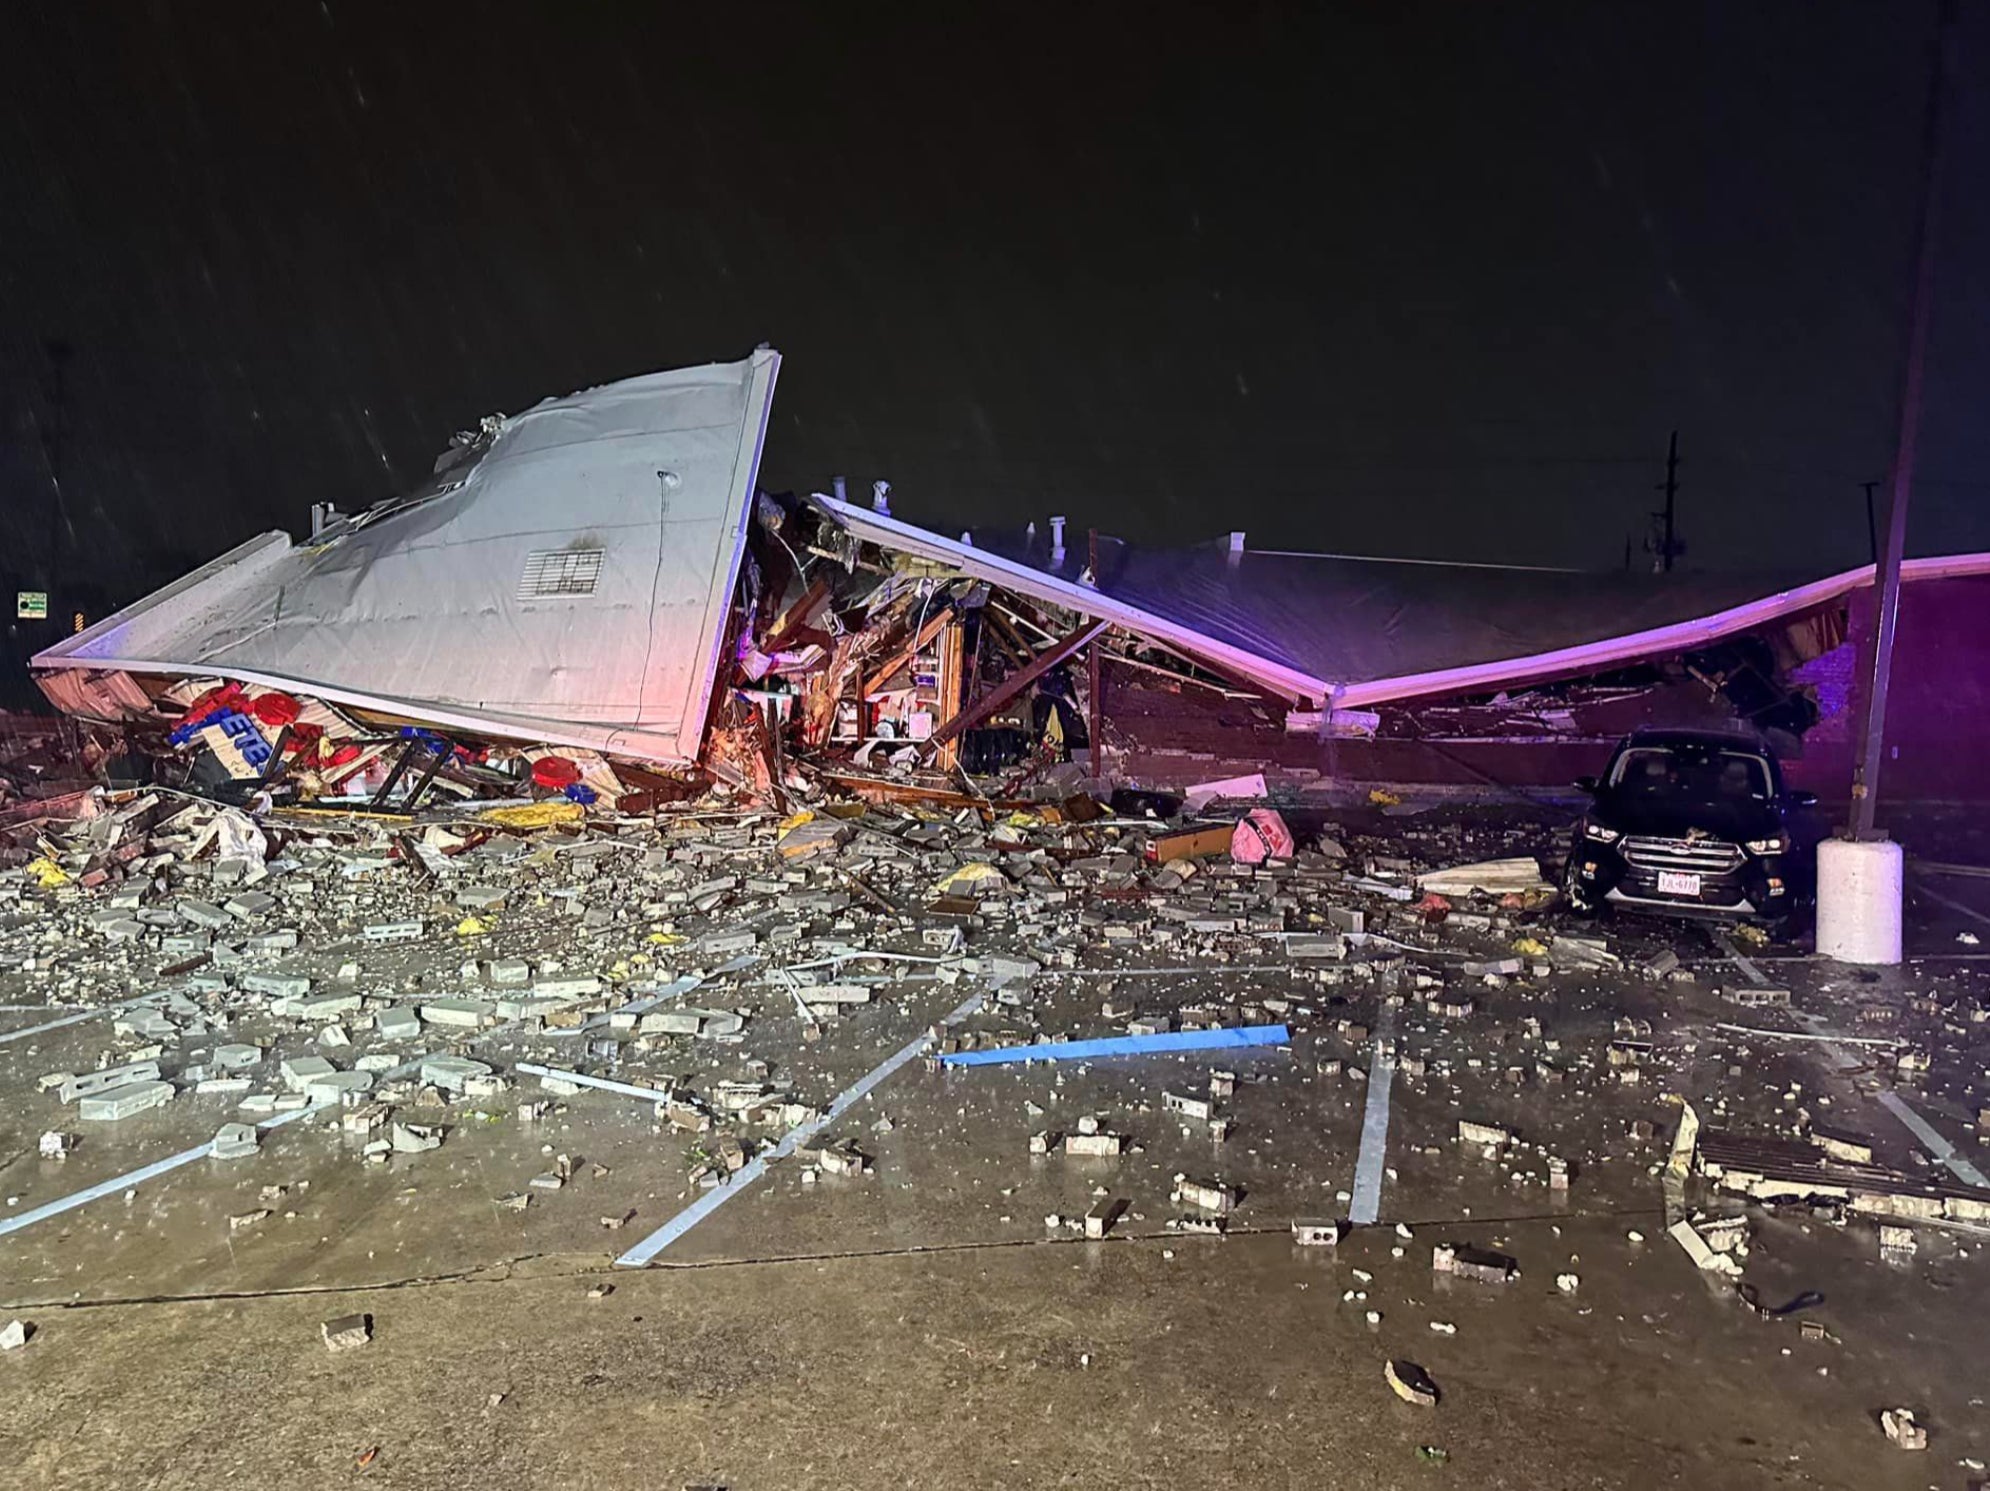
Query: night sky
[[3, 1, 1986, 640]]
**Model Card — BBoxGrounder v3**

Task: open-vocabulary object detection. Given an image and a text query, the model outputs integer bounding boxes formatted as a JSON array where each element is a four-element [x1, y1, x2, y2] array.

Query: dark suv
[[1564, 728, 1818, 922]]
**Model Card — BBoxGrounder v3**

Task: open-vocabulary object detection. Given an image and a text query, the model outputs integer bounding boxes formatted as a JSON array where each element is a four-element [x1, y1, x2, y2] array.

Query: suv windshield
[[1608, 745, 1770, 802]]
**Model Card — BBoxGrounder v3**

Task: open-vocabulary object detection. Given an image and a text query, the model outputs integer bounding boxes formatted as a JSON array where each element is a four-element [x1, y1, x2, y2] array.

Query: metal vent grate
[[518, 548, 604, 600]]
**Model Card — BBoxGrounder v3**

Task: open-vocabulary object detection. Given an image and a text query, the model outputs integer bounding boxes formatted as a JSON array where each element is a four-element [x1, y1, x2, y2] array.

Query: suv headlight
[[1745, 832, 1790, 855], [1582, 820, 1621, 843]]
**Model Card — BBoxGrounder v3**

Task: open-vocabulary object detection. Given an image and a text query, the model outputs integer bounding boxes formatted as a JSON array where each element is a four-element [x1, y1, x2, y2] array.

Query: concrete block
[[1292, 1219, 1345, 1247], [1085, 1199, 1125, 1239], [419, 1055, 492, 1092], [305, 1071, 376, 1106], [321, 1314, 371, 1351], [342, 1102, 393, 1135], [210, 1123, 260, 1160], [1164, 1091, 1215, 1122], [375, 1007, 422, 1041], [224, 892, 278, 920], [113, 1010, 178, 1042], [493, 994, 580, 1020], [803, 984, 874, 1004], [58, 1061, 162, 1103], [279, 1056, 336, 1092], [177, 900, 232, 929], [79, 1080, 175, 1121], [1063, 1133, 1124, 1158], [1172, 1178, 1235, 1214], [1458, 1119, 1511, 1149], [419, 998, 494, 1028], [1286, 937, 1345, 959], [1432, 1243, 1519, 1284], [242, 973, 312, 999], [529, 976, 597, 997], [292, 991, 363, 1019]]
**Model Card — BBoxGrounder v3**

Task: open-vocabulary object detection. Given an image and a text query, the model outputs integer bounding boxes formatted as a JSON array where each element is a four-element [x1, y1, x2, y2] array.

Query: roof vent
[[518, 548, 604, 600]]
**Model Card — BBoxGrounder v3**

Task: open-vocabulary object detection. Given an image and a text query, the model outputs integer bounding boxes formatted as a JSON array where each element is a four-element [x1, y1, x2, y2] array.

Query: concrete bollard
[[1815, 836, 1903, 965]]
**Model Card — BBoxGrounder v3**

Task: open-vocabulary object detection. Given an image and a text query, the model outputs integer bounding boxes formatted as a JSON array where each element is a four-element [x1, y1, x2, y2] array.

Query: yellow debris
[[1510, 936, 1550, 957], [646, 931, 686, 946], [933, 862, 1006, 896], [455, 915, 491, 937], [480, 800, 585, 829], [26, 857, 70, 889], [1367, 788, 1403, 807]]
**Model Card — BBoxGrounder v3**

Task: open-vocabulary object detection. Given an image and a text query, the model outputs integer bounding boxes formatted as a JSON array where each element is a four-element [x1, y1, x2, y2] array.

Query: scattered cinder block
[[210, 1123, 260, 1160], [321, 1314, 372, 1352], [1431, 1243, 1519, 1284], [1172, 1177, 1235, 1214], [78, 1081, 175, 1121]]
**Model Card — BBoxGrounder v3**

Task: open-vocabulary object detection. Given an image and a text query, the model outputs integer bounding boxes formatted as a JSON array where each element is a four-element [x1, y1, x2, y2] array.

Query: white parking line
[[1349, 1001, 1399, 1226], [0, 994, 164, 1047], [615, 991, 986, 1267], [0, 1050, 437, 1248], [1713, 932, 1988, 1189], [1914, 878, 1990, 932], [0, 1101, 325, 1243]]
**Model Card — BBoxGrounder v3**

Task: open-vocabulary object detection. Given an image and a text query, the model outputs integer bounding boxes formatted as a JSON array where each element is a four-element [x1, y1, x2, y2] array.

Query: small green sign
[[16, 591, 48, 620]]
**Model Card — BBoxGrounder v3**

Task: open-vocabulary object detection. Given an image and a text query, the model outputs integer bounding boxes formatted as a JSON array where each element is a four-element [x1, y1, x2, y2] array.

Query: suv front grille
[[1621, 835, 1744, 876]]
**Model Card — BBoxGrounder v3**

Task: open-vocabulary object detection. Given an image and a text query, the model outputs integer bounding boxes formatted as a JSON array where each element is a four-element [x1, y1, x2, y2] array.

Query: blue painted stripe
[[939, 1023, 1289, 1068]]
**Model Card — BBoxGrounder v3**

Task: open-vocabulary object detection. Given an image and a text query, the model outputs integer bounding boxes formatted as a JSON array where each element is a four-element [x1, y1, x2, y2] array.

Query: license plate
[[1657, 871, 1701, 896]]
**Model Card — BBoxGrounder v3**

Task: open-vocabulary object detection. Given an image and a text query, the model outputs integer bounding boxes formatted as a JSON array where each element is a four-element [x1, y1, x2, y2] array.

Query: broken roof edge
[[32, 530, 296, 672], [34, 653, 699, 764], [674, 347, 781, 751], [1332, 551, 1990, 710], [809, 494, 1334, 704]]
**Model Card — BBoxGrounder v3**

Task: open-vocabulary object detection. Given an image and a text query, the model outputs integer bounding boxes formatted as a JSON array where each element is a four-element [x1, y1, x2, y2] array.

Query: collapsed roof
[[811, 495, 1990, 709], [30, 348, 1990, 777], [34, 351, 780, 762]]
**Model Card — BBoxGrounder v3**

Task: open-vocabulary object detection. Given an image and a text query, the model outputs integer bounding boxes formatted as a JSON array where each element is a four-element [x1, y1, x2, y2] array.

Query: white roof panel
[[35, 350, 779, 762]]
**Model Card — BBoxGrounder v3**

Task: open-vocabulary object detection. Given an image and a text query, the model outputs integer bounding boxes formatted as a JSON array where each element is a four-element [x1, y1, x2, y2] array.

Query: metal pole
[[1848, 0, 1954, 841], [1660, 430, 1678, 573]]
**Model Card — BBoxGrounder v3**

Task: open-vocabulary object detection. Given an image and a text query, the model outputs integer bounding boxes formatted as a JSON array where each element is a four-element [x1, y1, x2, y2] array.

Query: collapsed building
[[26, 350, 1990, 813]]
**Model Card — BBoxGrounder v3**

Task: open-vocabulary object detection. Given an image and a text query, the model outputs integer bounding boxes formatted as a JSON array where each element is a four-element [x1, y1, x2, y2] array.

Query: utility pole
[[1847, 0, 1954, 842], [1860, 481, 1880, 567], [1645, 431, 1682, 573], [1659, 430, 1679, 573]]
